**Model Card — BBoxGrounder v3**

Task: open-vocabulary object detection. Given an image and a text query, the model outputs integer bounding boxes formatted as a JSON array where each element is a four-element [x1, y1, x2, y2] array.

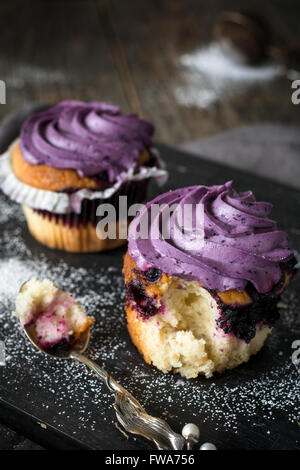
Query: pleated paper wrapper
[[0, 140, 168, 214]]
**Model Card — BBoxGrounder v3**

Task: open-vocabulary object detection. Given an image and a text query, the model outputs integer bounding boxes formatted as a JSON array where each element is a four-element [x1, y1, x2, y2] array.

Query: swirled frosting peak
[[128, 182, 293, 293], [20, 100, 154, 181]]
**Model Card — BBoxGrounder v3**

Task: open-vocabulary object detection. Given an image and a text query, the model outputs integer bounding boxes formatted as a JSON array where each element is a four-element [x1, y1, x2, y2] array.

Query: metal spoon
[[23, 323, 186, 450]]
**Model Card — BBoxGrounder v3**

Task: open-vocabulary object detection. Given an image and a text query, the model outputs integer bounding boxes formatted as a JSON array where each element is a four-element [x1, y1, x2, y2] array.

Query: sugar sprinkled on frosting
[[128, 181, 294, 293]]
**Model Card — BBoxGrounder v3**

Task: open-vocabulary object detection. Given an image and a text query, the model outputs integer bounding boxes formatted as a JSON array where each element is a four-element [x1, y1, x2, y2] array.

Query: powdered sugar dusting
[[0, 196, 299, 449], [0, 193, 22, 224], [175, 42, 281, 108]]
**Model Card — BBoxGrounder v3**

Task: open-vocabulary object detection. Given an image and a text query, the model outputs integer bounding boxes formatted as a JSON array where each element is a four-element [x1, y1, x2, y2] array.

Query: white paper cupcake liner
[[0, 139, 168, 214]]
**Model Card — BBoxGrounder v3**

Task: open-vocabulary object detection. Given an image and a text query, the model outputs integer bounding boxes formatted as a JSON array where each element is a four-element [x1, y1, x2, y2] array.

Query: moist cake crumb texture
[[124, 270, 276, 378]]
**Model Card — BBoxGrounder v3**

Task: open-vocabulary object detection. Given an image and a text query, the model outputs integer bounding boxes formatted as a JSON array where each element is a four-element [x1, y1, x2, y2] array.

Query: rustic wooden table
[[0, 0, 299, 451], [0, 0, 299, 146]]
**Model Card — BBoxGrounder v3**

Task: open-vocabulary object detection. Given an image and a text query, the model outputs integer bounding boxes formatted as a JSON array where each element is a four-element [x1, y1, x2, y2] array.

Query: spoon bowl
[[24, 323, 90, 359]]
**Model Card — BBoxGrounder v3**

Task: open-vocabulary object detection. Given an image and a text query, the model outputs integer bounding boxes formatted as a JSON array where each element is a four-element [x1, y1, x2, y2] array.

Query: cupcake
[[0, 100, 167, 252], [14, 279, 94, 350], [123, 182, 296, 379]]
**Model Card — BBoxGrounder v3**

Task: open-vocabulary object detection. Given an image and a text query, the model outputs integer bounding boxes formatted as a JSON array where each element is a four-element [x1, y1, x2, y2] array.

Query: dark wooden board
[[0, 125, 299, 449]]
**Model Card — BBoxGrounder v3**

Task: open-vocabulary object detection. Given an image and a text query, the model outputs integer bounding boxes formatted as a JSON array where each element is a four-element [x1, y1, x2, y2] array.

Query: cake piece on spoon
[[13, 279, 94, 349]]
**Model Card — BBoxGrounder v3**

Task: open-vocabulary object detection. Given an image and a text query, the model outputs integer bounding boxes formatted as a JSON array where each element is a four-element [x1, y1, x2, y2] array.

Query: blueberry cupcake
[[123, 182, 296, 379], [0, 100, 167, 252]]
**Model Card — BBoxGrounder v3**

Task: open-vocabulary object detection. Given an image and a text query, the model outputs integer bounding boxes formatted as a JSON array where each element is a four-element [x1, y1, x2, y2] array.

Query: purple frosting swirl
[[128, 181, 293, 293], [20, 100, 154, 181]]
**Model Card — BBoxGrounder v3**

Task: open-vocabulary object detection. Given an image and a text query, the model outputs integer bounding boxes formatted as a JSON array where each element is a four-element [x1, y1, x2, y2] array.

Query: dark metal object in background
[[213, 10, 300, 78], [213, 11, 271, 64]]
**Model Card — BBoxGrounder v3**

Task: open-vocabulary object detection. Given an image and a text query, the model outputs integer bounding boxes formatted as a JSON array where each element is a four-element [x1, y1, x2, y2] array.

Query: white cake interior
[[132, 279, 271, 379]]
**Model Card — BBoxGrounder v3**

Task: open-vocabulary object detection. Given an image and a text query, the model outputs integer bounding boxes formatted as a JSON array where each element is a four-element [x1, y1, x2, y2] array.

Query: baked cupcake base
[[23, 205, 126, 253], [123, 252, 291, 379]]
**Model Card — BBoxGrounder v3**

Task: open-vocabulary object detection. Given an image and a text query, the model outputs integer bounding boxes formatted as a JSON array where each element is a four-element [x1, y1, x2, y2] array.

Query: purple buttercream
[[20, 100, 154, 182], [128, 181, 293, 293]]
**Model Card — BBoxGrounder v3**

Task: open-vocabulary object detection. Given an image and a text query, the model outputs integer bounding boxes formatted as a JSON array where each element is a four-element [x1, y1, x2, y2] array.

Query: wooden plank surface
[[0, 0, 299, 145], [0, 0, 128, 119]]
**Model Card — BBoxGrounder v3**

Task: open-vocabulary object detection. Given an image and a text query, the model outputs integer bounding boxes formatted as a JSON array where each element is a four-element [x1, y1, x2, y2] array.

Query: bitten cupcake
[[123, 182, 296, 379], [0, 100, 167, 252]]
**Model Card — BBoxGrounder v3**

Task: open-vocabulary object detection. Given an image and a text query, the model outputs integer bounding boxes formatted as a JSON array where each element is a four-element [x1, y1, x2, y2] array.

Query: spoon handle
[[70, 351, 185, 450]]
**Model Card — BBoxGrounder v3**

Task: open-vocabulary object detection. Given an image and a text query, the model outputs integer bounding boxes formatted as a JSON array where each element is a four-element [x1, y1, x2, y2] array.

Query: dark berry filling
[[215, 291, 279, 343], [275, 257, 297, 293], [126, 280, 160, 319], [145, 268, 162, 284], [126, 261, 296, 340], [212, 261, 296, 343]]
